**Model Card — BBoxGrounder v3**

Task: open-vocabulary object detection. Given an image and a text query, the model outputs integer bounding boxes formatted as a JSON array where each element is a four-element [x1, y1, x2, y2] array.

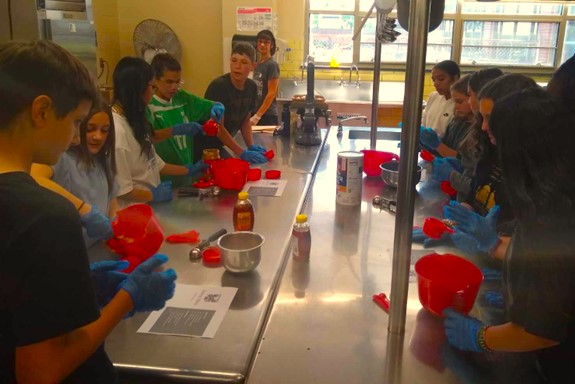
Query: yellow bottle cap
[[238, 191, 249, 200], [296, 214, 307, 223]]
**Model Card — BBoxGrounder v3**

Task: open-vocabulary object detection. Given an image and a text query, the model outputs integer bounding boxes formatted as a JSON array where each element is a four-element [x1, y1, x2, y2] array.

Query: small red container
[[107, 204, 164, 261], [361, 149, 399, 177], [415, 253, 484, 317], [440, 181, 457, 199], [210, 158, 250, 190], [265, 170, 281, 179], [202, 246, 221, 265], [422, 217, 455, 239], [247, 168, 262, 181], [420, 149, 435, 162], [264, 150, 275, 160], [203, 119, 219, 136]]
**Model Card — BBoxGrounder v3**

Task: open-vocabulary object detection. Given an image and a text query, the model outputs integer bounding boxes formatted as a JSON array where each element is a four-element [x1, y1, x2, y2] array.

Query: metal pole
[[388, 0, 430, 334], [369, 11, 384, 150]]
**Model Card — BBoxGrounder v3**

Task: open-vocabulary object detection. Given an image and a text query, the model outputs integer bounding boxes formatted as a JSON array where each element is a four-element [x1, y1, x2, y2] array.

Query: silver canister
[[336, 151, 364, 206]]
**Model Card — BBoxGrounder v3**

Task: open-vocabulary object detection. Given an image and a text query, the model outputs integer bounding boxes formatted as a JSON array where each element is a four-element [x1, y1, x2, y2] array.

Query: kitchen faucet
[[337, 115, 368, 136], [349, 64, 360, 86]]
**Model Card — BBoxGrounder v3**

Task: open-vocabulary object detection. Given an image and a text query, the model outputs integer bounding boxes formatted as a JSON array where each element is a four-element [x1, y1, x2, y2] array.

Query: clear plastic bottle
[[233, 191, 254, 231], [292, 214, 311, 261]]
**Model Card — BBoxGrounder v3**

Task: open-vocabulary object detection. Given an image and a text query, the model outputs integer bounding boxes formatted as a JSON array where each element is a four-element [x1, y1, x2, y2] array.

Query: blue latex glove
[[443, 308, 485, 353], [90, 260, 129, 307], [451, 230, 483, 255], [444, 202, 500, 253], [80, 205, 114, 240], [120, 254, 177, 313], [172, 122, 203, 136], [412, 227, 452, 248], [248, 144, 267, 153], [433, 157, 457, 181], [210, 102, 225, 123], [240, 150, 268, 164], [151, 181, 173, 203], [481, 267, 502, 281], [420, 126, 441, 149], [483, 291, 504, 309], [185, 160, 209, 176]]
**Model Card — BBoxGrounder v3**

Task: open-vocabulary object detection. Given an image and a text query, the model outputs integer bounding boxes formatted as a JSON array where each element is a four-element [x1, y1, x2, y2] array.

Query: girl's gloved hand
[[483, 291, 504, 309], [172, 122, 203, 136], [185, 160, 209, 176], [443, 308, 486, 353], [445, 202, 500, 253], [240, 150, 267, 164], [80, 205, 114, 240], [90, 260, 129, 307], [120, 254, 177, 314], [210, 102, 225, 123], [420, 126, 441, 149], [151, 181, 173, 203], [248, 144, 267, 153], [481, 267, 502, 281], [412, 227, 452, 248], [433, 157, 457, 181]]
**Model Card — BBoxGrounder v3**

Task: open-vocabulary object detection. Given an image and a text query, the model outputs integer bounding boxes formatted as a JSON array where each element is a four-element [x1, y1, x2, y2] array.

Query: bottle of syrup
[[292, 214, 311, 261], [233, 192, 254, 231]]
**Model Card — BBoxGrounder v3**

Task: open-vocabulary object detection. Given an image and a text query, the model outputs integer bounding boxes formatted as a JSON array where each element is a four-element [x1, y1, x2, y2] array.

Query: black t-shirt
[[0, 172, 116, 383], [466, 149, 515, 234], [441, 117, 472, 154], [199, 73, 257, 160], [504, 219, 575, 383]]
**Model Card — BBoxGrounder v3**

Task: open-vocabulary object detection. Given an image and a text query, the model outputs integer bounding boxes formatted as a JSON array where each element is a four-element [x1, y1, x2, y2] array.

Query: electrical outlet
[[99, 58, 105, 69]]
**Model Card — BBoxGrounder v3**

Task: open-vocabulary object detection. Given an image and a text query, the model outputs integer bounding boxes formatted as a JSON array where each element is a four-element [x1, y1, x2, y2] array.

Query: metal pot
[[379, 160, 422, 188], [217, 232, 265, 273]]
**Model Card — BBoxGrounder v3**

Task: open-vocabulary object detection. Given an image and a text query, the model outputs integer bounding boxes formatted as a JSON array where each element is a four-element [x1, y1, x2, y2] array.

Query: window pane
[[462, 2, 562, 16], [309, 14, 355, 63], [461, 21, 558, 66], [310, 0, 354, 11], [359, 19, 453, 63], [562, 20, 575, 64], [568, 4, 575, 16], [444, 0, 457, 14], [359, 0, 374, 12]]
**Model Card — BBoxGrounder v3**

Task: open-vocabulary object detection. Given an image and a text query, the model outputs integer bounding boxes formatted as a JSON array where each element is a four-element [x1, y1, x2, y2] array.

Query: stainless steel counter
[[105, 131, 327, 383], [246, 127, 541, 384]]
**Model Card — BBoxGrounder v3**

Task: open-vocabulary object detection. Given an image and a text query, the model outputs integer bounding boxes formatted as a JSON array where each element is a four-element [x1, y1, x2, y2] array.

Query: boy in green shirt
[[147, 53, 224, 185]]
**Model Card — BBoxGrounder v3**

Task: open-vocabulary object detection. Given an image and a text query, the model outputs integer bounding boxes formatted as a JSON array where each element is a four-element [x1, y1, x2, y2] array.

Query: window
[[307, 0, 573, 69]]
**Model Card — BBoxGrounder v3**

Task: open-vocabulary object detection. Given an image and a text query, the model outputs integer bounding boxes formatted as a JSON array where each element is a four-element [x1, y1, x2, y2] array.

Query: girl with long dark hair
[[112, 57, 206, 203]]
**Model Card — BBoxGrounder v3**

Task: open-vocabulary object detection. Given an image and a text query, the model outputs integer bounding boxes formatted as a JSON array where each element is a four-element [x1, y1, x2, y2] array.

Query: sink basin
[[348, 128, 401, 141]]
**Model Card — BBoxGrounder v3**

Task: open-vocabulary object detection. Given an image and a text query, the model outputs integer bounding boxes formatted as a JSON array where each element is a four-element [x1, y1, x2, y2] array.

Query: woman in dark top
[[251, 29, 280, 126]]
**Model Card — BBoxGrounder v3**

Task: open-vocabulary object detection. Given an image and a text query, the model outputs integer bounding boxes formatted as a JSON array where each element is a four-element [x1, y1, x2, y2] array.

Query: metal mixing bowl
[[217, 232, 264, 273], [379, 160, 422, 188]]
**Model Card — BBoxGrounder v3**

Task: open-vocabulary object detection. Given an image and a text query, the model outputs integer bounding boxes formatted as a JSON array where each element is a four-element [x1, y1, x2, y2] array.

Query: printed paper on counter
[[137, 284, 237, 338], [243, 179, 287, 197]]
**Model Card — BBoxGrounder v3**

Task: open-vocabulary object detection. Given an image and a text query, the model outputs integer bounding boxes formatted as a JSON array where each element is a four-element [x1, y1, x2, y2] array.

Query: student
[[546, 53, 575, 113], [0, 39, 176, 383], [443, 88, 575, 384], [421, 60, 460, 136], [420, 74, 474, 159], [251, 29, 280, 126], [112, 56, 207, 203], [147, 53, 225, 185], [31, 101, 118, 249], [198, 42, 267, 164]]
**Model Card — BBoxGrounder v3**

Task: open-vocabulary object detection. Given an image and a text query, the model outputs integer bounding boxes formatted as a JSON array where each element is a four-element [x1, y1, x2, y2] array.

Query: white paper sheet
[[243, 179, 287, 197], [137, 284, 237, 338]]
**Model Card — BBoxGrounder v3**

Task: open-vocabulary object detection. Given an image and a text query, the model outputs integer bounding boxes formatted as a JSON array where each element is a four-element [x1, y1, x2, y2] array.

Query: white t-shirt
[[113, 112, 165, 197], [421, 91, 454, 137]]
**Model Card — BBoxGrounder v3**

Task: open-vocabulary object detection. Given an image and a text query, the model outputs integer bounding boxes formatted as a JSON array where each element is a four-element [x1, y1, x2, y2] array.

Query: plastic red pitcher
[[107, 204, 164, 261], [361, 149, 399, 177]]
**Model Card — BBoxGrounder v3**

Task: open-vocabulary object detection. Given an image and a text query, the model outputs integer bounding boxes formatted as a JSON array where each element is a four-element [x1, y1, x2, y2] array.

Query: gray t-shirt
[[52, 151, 118, 248], [253, 57, 280, 118]]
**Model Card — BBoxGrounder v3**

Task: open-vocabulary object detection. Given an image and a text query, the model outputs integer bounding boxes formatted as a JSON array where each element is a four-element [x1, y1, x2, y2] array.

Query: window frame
[[305, 0, 575, 75]]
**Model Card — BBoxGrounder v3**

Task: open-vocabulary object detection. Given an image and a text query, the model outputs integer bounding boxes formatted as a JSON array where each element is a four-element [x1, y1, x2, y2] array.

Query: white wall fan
[[133, 19, 182, 64]]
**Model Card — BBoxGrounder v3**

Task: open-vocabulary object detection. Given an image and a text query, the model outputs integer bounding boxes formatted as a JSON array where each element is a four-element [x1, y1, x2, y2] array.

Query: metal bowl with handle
[[380, 160, 422, 188], [218, 232, 265, 273]]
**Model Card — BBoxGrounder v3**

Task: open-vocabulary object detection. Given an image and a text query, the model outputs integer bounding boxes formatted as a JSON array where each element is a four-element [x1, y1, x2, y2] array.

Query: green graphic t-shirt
[[147, 89, 213, 165]]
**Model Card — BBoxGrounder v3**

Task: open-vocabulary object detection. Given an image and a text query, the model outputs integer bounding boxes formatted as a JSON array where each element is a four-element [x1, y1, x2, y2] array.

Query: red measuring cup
[[422, 217, 455, 239]]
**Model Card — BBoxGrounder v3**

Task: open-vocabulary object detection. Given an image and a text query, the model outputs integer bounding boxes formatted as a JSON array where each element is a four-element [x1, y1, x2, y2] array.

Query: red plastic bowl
[[210, 158, 249, 190], [422, 217, 455, 239], [361, 149, 399, 177], [107, 204, 164, 261], [415, 253, 483, 317], [265, 170, 281, 179], [203, 119, 219, 136]]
